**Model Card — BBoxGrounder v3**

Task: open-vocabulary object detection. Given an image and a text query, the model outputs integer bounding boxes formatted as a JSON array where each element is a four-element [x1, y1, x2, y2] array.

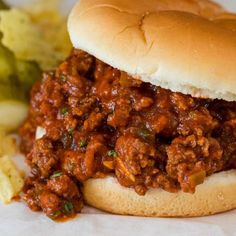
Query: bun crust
[[83, 170, 236, 217], [68, 0, 236, 101]]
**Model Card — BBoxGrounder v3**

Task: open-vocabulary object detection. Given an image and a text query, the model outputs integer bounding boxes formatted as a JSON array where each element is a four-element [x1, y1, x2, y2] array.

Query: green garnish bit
[[68, 127, 75, 135], [60, 107, 68, 116], [79, 140, 88, 148], [137, 126, 153, 140], [138, 128, 150, 138], [223, 155, 230, 161], [60, 75, 66, 82], [108, 150, 118, 157], [64, 202, 74, 213], [50, 210, 62, 219], [51, 171, 63, 179]]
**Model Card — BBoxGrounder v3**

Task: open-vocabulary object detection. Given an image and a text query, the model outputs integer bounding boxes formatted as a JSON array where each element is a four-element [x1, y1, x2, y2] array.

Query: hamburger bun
[[83, 171, 236, 217], [68, 0, 236, 101], [68, 0, 236, 217]]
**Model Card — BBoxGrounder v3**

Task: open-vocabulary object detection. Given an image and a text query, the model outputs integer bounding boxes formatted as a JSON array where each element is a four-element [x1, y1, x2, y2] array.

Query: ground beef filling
[[19, 49, 236, 219]]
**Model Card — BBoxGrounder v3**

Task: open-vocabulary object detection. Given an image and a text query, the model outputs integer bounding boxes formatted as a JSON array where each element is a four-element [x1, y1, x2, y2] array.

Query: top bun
[[68, 0, 236, 101]]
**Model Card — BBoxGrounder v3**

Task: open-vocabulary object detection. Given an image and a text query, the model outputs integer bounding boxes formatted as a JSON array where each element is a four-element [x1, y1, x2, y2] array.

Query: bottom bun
[[83, 170, 236, 217]]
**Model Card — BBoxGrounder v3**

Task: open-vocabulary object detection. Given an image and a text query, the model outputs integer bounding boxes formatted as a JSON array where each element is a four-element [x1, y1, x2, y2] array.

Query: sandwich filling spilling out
[[20, 50, 236, 219]]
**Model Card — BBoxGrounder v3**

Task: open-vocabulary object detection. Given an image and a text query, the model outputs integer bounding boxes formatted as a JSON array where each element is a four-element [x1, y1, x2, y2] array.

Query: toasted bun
[[68, 0, 236, 101], [83, 170, 236, 217]]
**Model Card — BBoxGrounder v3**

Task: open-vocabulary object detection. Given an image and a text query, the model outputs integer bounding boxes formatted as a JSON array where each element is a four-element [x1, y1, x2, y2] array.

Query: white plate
[[1, 1, 236, 236], [217, 0, 236, 11]]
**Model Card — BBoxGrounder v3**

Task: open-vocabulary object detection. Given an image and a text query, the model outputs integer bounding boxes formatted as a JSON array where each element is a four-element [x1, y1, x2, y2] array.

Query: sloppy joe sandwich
[[20, 0, 236, 219]]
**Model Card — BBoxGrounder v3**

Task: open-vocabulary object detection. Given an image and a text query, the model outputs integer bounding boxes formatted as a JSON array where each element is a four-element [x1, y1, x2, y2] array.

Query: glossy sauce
[[19, 49, 236, 220]]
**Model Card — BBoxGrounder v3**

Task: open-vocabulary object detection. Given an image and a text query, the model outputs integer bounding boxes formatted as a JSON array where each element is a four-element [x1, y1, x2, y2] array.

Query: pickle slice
[[0, 0, 9, 10], [0, 43, 16, 84], [0, 83, 26, 101], [0, 101, 28, 131], [16, 59, 41, 91]]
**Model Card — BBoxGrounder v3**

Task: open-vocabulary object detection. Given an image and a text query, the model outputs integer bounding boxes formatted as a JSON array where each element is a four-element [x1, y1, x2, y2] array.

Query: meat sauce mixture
[[20, 49, 236, 219]]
